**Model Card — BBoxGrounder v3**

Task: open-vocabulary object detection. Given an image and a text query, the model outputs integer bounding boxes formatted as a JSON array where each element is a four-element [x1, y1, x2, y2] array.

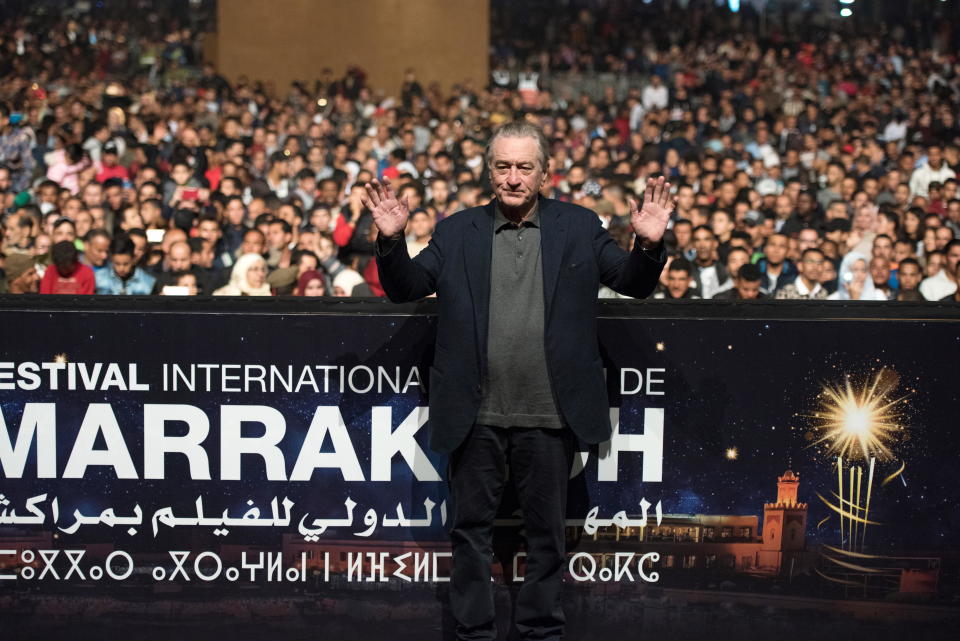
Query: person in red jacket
[[39, 241, 95, 295]]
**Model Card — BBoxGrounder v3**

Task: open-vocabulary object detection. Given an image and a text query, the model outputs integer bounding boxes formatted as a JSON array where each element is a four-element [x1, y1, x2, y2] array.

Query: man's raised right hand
[[361, 178, 410, 240]]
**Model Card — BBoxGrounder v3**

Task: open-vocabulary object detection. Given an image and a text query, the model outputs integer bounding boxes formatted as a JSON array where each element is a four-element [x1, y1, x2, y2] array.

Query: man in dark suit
[[363, 121, 671, 641]]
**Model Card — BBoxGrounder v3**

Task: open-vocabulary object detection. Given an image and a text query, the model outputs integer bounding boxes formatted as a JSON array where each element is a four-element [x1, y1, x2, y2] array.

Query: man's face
[[52, 223, 76, 244], [798, 229, 819, 251], [676, 186, 694, 211], [241, 232, 265, 256], [929, 146, 943, 168], [774, 196, 793, 219], [872, 237, 893, 261], [0, 168, 11, 192], [131, 235, 146, 264], [168, 244, 192, 271], [85, 235, 110, 267], [798, 251, 824, 283], [489, 136, 547, 212], [692, 229, 717, 261], [666, 269, 691, 298], [935, 227, 955, 250], [112, 253, 135, 279], [710, 212, 733, 239], [899, 263, 922, 291], [267, 223, 289, 250], [726, 251, 749, 280], [171, 164, 191, 186], [673, 224, 692, 248], [410, 213, 432, 238], [764, 235, 789, 265], [735, 278, 761, 300], [853, 206, 875, 232], [870, 257, 891, 287], [198, 220, 222, 244]]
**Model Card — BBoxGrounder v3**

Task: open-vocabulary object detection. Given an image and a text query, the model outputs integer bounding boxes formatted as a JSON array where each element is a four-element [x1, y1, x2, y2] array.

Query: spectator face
[[735, 277, 761, 299], [935, 226, 954, 250], [193, 242, 214, 268], [246, 261, 267, 289], [692, 228, 717, 262], [489, 135, 547, 212], [948, 244, 960, 274], [666, 268, 692, 298], [33, 233, 51, 257], [826, 201, 848, 221], [297, 254, 318, 275], [225, 199, 246, 226], [853, 205, 875, 232], [0, 168, 11, 192], [168, 242, 192, 271], [241, 231, 265, 255], [75, 210, 93, 238], [176, 273, 199, 295], [89, 206, 106, 229], [82, 183, 103, 208], [112, 252, 135, 279], [267, 223, 290, 250], [798, 228, 819, 252], [310, 207, 331, 232], [798, 251, 824, 283], [431, 180, 450, 204], [764, 234, 789, 265], [52, 222, 76, 244], [198, 220, 222, 244], [893, 241, 913, 263], [869, 257, 890, 288], [130, 235, 147, 264], [673, 223, 692, 249], [726, 250, 749, 279], [926, 253, 945, 277], [171, 164, 191, 186], [872, 236, 893, 261], [898, 262, 922, 291], [9, 265, 39, 293], [319, 181, 339, 205], [710, 211, 734, 239], [84, 234, 109, 267], [302, 277, 325, 296], [928, 146, 943, 169], [410, 212, 433, 238]]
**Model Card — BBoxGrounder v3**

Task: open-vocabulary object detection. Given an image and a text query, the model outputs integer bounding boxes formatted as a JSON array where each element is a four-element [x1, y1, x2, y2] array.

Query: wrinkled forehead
[[491, 135, 541, 164]]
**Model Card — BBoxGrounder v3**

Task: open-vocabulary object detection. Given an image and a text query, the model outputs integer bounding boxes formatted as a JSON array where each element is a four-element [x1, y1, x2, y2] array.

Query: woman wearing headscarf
[[294, 269, 326, 297], [828, 252, 887, 300], [332, 268, 372, 296], [212, 252, 273, 296]]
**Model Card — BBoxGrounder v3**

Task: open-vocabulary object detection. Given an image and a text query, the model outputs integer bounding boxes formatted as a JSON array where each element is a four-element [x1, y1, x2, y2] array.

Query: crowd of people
[[1, 1, 959, 302]]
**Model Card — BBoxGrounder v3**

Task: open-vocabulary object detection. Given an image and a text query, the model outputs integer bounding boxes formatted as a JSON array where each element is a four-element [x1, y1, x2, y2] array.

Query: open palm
[[629, 176, 674, 248], [360, 178, 410, 239]]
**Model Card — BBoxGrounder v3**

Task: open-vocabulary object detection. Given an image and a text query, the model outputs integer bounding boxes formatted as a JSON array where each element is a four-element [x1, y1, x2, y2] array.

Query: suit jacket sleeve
[[375, 225, 445, 302], [592, 215, 666, 298]]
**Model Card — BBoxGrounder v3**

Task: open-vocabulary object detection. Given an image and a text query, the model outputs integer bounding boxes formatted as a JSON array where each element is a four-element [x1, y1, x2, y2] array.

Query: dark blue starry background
[[0, 310, 957, 561]]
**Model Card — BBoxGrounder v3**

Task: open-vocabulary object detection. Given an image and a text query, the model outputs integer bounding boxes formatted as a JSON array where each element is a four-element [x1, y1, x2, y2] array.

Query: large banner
[[0, 306, 957, 639]]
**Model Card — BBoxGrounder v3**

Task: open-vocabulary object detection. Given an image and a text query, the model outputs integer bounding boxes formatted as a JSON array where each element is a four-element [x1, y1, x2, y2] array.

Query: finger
[[655, 176, 665, 205], [365, 182, 382, 208], [650, 176, 660, 205], [627, 197, 638, 215], [643, 178, 653, 204], [400, 195, 410, 213], [381, 176, 395, 199], [661, 181, 672, 209]]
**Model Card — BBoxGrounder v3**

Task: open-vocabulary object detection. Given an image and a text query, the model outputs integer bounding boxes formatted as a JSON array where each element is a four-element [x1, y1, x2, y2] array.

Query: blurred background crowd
[[1, 0, 959, 301]]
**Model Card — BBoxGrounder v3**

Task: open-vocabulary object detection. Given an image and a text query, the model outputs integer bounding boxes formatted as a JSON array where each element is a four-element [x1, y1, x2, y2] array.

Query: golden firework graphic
[[802, 368, 914, 593], [807, 368, 908, 462]]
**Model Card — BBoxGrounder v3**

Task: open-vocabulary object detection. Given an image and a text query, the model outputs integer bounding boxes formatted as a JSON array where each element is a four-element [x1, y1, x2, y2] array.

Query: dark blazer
[[377, 197, 666, 454]]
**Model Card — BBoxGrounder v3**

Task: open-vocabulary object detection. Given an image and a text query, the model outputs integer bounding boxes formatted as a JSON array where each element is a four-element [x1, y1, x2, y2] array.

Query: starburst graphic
[[806, 368, 908, 462], [725, 447, 738, 460], [53, 353, 68, 363]]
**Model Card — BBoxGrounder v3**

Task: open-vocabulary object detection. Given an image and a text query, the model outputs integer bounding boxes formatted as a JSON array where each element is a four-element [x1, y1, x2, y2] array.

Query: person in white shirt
[[919, 239, 960, 300], [641, 75, 669, 112], [909, 145, 956, 199]]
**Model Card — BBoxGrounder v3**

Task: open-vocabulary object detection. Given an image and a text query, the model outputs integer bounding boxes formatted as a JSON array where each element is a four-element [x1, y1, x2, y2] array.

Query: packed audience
[[1, 1, 959, 302]]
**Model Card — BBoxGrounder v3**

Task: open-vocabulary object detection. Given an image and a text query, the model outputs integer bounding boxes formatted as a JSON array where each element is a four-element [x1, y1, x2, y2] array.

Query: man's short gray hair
[[485, 121, 550, 171]]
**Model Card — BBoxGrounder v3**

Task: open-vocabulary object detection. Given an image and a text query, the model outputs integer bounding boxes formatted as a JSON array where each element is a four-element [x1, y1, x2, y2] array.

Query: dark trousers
[[448, 423, 575, 641]]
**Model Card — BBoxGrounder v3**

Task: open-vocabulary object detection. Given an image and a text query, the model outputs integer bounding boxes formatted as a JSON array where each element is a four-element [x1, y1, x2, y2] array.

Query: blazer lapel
[[539, 197, 567, 314], [465, 201, 496, 363]]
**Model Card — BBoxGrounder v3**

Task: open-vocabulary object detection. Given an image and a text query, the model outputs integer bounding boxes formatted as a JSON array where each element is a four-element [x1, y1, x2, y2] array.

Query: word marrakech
[[0, 362, 424, 395], [0, 405, 664, 483]]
